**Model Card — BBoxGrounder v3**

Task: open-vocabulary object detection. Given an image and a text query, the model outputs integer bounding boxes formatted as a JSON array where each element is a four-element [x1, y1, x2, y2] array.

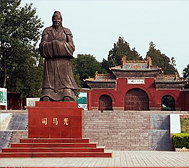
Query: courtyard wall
[[83, 110, 189, 151]]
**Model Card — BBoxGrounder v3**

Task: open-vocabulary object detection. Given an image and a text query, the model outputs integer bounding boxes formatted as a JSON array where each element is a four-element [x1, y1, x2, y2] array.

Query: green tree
[[146, 41, 177, 75], [105, 37, 142, 68], [101, 58, 111, 72], [73, 54, 104, 87], [0, 0, 43, 97], [183, 64, 189, 80]]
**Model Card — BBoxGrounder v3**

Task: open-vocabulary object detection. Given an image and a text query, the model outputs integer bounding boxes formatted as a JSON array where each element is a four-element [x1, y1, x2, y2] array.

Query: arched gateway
[[161, 95, 175, 111], [125, 88, 149, 111], [99, 95, 113, 111]]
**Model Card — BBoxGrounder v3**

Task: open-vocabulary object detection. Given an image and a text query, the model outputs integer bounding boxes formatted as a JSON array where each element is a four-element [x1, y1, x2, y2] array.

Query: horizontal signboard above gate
[[127, 79, 145, 84]]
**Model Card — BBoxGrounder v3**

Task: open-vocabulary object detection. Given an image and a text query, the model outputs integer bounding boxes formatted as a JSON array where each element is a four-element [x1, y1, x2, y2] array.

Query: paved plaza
[[0, 151, 189, 167]]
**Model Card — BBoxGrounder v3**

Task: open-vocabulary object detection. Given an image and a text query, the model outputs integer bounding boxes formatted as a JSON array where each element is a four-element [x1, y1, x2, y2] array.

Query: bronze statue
[[39, 11, 78, 101]]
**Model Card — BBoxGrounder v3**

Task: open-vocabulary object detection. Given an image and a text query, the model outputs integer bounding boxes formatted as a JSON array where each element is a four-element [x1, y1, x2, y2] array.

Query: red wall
[[181, 90, 189, 111], [87, 77, 185, 111]]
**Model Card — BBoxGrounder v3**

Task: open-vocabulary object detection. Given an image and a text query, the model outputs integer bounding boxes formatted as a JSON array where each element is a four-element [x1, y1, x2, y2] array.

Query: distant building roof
[[110, 56, 161, 71], [85, 56, 186, 90]]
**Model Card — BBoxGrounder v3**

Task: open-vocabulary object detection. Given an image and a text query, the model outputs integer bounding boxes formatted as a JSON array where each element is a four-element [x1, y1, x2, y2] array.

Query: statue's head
[[52, 11, 62, 28]]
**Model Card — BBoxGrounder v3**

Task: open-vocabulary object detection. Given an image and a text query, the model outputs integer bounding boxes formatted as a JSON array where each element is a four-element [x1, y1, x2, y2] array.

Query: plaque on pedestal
[[28, 102, 82, 138]]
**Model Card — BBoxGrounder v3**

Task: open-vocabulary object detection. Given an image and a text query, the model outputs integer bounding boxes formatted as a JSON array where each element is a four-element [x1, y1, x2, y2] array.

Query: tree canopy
[[146, 41, 177, 75], [0, 0, 43, 97], [72, 54, 105, 87], [102, 37, 142, 71], [183, 64, 189, 80], [183, 64, 189, 89]]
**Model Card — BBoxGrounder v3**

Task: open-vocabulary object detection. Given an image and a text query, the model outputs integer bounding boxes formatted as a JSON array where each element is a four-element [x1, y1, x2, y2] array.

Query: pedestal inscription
[[28, 102, 82, 138]]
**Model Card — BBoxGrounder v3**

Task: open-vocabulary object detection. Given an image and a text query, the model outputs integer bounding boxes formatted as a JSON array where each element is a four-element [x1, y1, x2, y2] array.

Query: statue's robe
[[39, 26, 78, 101]]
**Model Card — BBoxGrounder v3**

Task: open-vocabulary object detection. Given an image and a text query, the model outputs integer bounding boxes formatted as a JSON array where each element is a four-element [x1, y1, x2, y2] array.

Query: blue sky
[[21, 0, 189, 76]]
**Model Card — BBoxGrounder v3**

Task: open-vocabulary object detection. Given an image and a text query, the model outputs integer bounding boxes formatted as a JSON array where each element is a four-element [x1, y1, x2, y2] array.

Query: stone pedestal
[[0, 101, 112, 158], [28, 102, 82, 138]]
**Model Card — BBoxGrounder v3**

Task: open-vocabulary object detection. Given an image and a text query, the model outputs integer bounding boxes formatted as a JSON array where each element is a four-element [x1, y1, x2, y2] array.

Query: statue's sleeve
[[64, 28, 75, 58], [39, 28, 54, 58]]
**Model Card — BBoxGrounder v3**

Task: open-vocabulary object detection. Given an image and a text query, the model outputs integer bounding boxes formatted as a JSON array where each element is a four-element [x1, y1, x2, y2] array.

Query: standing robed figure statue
[[39, 11, 78, 101]]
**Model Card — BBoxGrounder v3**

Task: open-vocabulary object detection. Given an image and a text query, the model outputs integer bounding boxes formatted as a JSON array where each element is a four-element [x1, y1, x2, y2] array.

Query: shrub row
[[172, 133, 189, 148]]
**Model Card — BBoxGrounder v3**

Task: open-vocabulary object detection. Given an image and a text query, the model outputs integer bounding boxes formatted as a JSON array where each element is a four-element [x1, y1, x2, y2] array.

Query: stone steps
[[8, 131, 28, 145], [2, 147, 104, 153], [0, 152, 111, 158], [0, 138, 112, 158], [20, 138, 89, 143], [83, 111, 151, 151], [11, 142, 97, 148], [6, 114, 28, 130]]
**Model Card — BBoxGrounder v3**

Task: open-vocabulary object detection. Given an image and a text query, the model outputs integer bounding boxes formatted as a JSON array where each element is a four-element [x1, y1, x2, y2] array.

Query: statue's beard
[[53, 22, 62, 29]]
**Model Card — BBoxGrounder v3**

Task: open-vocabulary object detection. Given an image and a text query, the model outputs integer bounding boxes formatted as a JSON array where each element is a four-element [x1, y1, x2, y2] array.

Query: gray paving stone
[[0, 151, 188, 167]]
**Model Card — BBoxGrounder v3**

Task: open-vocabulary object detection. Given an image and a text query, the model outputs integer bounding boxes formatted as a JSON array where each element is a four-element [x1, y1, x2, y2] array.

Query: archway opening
[[125, 88, 149, 111], [161, 95, 175, 111], [99, 95, 113, 111]]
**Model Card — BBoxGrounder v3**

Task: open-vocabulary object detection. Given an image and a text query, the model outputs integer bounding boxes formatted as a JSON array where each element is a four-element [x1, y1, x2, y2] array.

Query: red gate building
[[85, 56, 189, 111]]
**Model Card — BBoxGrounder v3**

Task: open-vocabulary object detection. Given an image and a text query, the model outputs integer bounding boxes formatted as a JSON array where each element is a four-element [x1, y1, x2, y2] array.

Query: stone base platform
[[0, 138, 112, 157], [0, 101, 112, 158]]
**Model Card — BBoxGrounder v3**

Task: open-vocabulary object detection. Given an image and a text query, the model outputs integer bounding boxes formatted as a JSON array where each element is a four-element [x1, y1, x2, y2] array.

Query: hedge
[[172, 133, 189, 148]]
